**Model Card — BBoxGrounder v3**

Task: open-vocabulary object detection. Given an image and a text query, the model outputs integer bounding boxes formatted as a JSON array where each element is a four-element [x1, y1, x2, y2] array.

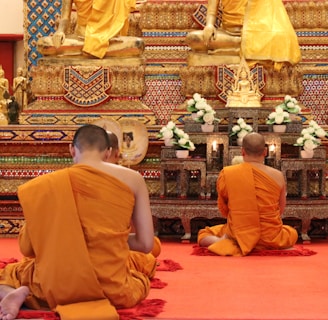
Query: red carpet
[[191, 244, 317, 256], [2, 238, 328, 319]]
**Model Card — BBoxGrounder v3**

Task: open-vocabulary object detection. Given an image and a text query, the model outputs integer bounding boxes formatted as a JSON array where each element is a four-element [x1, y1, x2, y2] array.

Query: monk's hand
[[203, 24, 215, 47], [53, 31, 66, 48]]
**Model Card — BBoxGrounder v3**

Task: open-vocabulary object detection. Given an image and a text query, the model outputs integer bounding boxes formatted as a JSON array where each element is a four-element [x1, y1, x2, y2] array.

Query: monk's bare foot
[[0, 286, 29, 320]]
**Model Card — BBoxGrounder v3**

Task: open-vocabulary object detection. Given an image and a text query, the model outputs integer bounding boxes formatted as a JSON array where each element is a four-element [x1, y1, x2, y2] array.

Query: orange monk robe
[[0, 164, 157, 320], [74, 0, 136, 58], [198, 163, 298, 256]]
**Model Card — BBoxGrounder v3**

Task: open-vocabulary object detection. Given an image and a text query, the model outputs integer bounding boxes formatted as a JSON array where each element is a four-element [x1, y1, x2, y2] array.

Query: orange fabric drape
[[73, 0, 136, 58], [241, 0, 301, 68]]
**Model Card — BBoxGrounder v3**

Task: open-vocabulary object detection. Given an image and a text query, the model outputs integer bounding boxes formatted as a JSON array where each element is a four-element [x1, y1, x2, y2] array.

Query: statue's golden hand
[[203, 24, 216, 46], [52, 31, 66, 48]]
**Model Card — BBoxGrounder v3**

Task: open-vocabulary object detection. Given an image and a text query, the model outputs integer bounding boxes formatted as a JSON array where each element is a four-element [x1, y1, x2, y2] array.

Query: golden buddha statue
[[186, 0, 301, 70], [37, 0, 145, 59], [13, 67, 28, 112], [0, 66, 9, 123], [226, 57, 262, 107]]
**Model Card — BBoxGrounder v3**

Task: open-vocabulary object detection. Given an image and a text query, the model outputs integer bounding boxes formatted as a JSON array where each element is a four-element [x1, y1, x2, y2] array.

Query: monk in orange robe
[[0, 124, 160, 320], [198, 132, 298, 256]]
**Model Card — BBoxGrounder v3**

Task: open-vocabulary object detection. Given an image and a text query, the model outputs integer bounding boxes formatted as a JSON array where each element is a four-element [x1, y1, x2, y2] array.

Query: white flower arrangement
[[187, 93, 220, 125], [187, 93, 207, 113], [279, 95, 301, 114], [307, 120, 327, 139], [266, 106, 291, 125], [157, 121, 196, 151], [294, 120, 327, 151], [230, 118, 253, 138]]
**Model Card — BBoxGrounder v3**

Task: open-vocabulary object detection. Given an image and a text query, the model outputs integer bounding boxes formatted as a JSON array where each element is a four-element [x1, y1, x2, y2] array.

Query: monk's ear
[[69, 144, 75, 158], [103, 148, 112, 162], [263, 148, 268, 157]]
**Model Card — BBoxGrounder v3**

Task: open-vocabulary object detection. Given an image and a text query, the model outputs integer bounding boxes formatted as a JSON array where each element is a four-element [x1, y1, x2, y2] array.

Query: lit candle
[[268, 144, 275, 158], [212, 141, 217, 152]]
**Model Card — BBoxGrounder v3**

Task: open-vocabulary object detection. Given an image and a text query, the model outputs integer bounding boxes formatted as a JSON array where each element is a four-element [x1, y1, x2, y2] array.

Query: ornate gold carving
[[139, 2, 199, 30], [180, 66, 219, 99], [19, 111, 157, 126], [262, 64, 304, 97], [285, 1, 328, 30], [0, 179, 27, 193], [29, 62, 146, 103], [30, 65, 64, 95], [180, 63, 304, 104]]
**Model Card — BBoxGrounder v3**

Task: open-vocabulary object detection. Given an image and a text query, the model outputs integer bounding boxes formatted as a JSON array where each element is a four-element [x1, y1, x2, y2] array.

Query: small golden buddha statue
[[226, 57, 262, 108]]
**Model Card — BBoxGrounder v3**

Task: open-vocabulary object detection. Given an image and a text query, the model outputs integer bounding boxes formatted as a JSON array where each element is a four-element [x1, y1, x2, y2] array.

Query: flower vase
[[272, 124, 287, 133], [300, 149, 314, 159], [201, 123, 214, 133], [164, 138, 174, 147], [237, 137, 243, 146], [175, 149, 189, 159]]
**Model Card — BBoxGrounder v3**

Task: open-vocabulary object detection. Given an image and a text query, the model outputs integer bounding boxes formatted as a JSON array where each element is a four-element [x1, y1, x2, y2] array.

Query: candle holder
[[211, 141, 221, 170], [268, 144, 276, 159]]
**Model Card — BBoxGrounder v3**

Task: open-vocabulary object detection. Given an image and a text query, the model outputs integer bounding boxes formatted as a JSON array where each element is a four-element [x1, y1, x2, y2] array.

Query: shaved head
[[242, 132, 265, 156], [72, 124, 110, 152]]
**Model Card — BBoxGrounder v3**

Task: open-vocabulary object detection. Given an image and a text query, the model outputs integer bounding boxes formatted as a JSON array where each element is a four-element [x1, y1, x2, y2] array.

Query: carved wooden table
[[160, 158, 207, 199], [151, 198, 219, 240], [283, 199, 328, 241], [281, 158, 326, 199]]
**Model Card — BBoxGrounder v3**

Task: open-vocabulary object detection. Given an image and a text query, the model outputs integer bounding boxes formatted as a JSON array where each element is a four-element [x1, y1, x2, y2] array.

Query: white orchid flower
[[275, 106, 284, 114], [174, 128, 184, 138], [178, 137, 187, 146], [296, 137, 305, 145], [193, 93, 202, 102], [183, 133, 190, 140], [232, 125, 241, 133], [203, 112, 214, 124], [166, 121, 176, 130], [274, 114, 284, 124], [187, 98, 195, 106], [304, 139, 317, 151], [195, 99, 207, 110], [204, 104, 212, 112], [240, 121, 247, 129], [306, 127, 315, 134], [303, 132, 313, 140], [196, 110, 205, 117], [283, 111, 290, 118], [237, 129, 249, 138], [188, 141, 196, 151], [315, 128, 326, 138], [162, 128, 174, 139]]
